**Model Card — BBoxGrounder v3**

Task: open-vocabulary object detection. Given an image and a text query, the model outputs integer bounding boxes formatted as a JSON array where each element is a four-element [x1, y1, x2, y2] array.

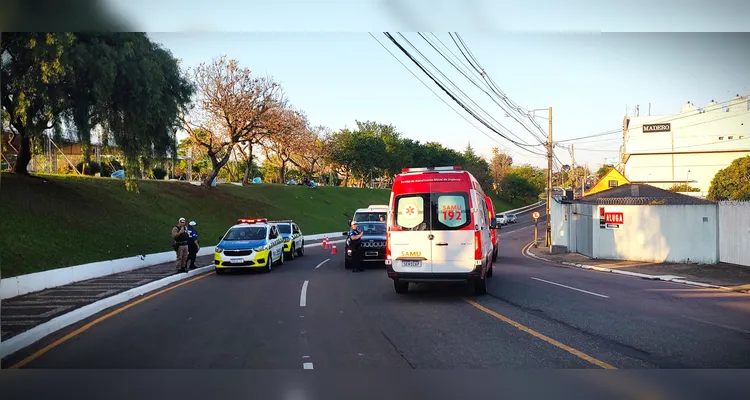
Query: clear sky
[[107, 0, 750, 170]]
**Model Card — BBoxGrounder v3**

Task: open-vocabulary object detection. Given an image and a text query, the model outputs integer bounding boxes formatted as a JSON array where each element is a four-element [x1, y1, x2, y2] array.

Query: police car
[[214, 218, 286, 274], [269, 219, 305, 260]]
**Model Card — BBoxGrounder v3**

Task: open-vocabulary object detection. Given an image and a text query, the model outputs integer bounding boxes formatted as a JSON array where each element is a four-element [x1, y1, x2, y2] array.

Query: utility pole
[[546, 106, 553, 248], [569, 143, 576, 198]]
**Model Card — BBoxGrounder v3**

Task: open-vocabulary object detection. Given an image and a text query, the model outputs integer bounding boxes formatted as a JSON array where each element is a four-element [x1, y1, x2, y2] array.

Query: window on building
[[728, 136, 734, 139], [740, 136, 745, 139], [719, 136, 724, 140], [608, 180, 618, 188]]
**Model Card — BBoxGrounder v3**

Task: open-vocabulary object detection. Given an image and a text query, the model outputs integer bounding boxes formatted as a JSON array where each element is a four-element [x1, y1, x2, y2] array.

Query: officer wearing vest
[[172, 217, 190, 273], [348, 221, 365, 272], [186, 220, 200, 270]]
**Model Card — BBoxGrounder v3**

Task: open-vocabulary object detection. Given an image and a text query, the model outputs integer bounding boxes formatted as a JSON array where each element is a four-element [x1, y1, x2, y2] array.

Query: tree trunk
[[278, 159, 287, 183], [204, 153, 230, 189], [13, 135, 32, 175], [242, 143, 253, 184]]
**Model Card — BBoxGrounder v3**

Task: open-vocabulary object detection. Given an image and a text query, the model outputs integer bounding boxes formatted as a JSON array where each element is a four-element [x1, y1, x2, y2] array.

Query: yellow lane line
[[8, 272, 214, 369], [463, 298, 617, 369]]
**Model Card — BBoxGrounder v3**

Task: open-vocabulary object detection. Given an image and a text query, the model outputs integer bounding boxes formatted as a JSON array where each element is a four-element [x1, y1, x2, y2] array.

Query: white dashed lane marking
[[300, 280, 309, 307]]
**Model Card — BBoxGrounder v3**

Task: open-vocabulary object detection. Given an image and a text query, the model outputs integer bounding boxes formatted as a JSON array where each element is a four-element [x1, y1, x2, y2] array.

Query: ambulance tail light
[[474, 230, 483, 265], [385, 231, 392, 265]]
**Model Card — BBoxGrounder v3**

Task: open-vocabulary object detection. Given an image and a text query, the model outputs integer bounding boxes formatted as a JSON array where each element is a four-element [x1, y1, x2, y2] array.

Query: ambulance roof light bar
[[237, 218, 268, 224], [401, 166, 462, 173]]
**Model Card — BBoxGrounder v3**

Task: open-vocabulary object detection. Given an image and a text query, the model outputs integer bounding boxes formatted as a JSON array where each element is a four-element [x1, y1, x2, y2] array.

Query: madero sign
[[642, 123, 671, 133], [599, 206, 624, 230]]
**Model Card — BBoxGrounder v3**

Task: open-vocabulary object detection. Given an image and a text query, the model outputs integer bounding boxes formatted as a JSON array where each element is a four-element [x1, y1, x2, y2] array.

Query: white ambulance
[[384, 166, 498, 295]]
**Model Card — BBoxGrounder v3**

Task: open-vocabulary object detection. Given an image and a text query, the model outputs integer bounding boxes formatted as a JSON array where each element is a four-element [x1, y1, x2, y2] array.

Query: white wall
[[623, 98, 750, 192], [592, 204, 719, 264], [549, 199, 569, 248], [718, 201, 750, 267]]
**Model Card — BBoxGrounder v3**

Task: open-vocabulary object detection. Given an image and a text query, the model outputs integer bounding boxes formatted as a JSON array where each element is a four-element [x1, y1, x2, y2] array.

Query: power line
[[380, 32, 547, 157], [450, 32, 549, 143], [556, 96, 746, 144], [368, 33, 544, 159], [396, 33, 540, 149], [418, 33, 547, 146]]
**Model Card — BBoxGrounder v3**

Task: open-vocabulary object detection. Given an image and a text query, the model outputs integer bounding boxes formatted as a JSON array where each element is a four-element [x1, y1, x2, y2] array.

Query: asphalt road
[[3, 205, 750, 397]]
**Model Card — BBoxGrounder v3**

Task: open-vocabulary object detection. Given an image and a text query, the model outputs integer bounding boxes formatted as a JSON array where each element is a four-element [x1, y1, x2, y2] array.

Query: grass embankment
[[1, 173, 390, 278]]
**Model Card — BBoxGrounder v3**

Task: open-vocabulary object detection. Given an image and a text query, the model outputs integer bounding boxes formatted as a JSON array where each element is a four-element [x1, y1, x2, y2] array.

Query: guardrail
[[501, 200, 545, 215], [0, 231, 344, 300]]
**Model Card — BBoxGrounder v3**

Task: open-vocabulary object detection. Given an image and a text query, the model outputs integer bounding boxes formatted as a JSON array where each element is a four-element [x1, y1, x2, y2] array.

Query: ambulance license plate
[[402, 260, 422, 268]]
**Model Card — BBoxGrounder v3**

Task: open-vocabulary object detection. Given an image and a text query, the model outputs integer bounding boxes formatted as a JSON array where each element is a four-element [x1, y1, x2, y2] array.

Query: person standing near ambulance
[[347, 221, 365, 272], [172, 217, 190, 273], [186, 220, 200, 270]]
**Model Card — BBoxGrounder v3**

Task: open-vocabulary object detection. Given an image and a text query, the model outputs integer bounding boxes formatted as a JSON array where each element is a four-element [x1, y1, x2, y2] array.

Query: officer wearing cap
[[348, 221, 365, 272], [171, 217, 190, 273], [186, 220, 200, 270]]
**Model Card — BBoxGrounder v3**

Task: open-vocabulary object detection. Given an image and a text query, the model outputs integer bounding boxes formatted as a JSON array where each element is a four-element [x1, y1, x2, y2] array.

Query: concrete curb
[[523, 243, 750, 294], [1, 231, 344, 300], [0, 264, 215, 360]]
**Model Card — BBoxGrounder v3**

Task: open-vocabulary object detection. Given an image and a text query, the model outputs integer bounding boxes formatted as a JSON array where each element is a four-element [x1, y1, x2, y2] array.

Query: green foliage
[[1, 32, 193, 188], [152, 167, 168, 180], [500, 173, 539, 203], [708, 156, 750, 201], [1, 172, 391, 277], [667, 183, 700, 193], [597, 164, 614, 179], [75, 161, 102, 176]]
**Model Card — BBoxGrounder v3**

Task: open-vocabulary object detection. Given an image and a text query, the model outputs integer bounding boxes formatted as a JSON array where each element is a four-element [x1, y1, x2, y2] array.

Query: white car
[[495, 213, 508, 225], [352, 204, 388, 223]]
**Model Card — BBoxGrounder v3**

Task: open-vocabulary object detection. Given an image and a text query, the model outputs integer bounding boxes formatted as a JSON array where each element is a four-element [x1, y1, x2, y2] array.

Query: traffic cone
[[330, 243, 337, 255], [322, 237, 329, 249]]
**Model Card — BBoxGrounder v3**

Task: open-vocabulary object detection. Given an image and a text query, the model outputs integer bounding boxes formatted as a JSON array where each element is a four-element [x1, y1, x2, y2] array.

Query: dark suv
[[344, 221, 387, 269]]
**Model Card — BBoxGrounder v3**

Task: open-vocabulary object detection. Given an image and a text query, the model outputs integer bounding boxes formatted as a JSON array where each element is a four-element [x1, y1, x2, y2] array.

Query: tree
[[100, 33, 193, 191], [290, 125, 330, 179], [489, 147, 513, 192], [500, 174, 538, 203], [262, 107, 308, 183], [667, 183, 700, 193], [1, 33, 75, 175], [707, 156, 750, 201], [180, 56, 284, 189], [507, 164, 546, 195], [597, 164, 614, 180]]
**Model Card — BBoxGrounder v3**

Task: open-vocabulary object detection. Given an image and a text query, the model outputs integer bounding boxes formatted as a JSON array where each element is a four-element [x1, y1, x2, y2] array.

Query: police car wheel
[[288, 246, 296, 260], [297, 242, 305, 256], [215, 268, 225, 275], [278, 251, 284, 265]]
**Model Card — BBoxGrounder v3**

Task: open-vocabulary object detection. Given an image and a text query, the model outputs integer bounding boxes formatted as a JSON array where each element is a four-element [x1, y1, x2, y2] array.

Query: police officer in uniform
[[348, 221, 365, 272], [172, 217, 190, 273], [186, 220, 200, 270]]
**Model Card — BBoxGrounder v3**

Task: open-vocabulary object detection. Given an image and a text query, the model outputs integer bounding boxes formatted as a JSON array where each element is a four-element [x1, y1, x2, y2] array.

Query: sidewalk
[[1, 254, 214, 342], [525, 242, 750, 293]]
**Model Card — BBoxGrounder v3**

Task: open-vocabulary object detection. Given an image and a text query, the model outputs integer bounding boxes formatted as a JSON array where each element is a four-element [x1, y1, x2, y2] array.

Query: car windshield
[[353, 211, 387, 222], [276, 224, 292, 234], [223, 226, 267, 241], [357, 222, 386, 235]]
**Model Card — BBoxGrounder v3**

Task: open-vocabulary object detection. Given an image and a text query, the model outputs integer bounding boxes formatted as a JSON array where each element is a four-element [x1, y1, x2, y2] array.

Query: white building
[[620, 95, 750, 193]]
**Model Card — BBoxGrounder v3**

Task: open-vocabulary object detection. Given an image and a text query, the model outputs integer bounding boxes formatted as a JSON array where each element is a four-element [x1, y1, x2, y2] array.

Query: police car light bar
[[237, 218, 268, 224], [401, 166, 462, 173]]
